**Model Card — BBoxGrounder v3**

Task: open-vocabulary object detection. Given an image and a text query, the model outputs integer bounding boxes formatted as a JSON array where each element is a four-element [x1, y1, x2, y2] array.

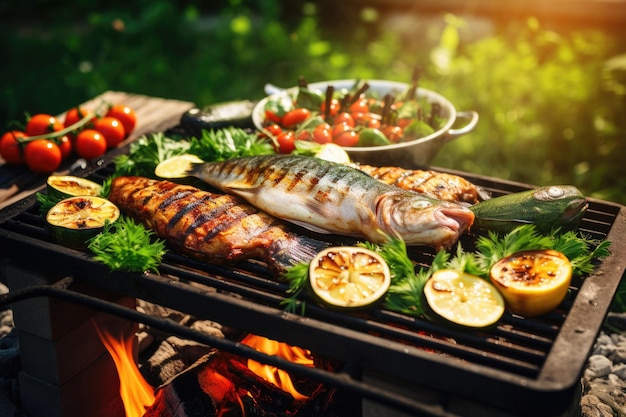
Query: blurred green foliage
[[1, 0, 625, 206]]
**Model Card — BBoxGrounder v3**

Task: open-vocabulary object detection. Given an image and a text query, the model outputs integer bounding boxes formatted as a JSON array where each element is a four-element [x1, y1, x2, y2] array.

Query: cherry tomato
[[0, 131, 26, 164], [265, 110, 284, 125], [313, 123, 332, 144], [297, 129, 313, 142], [333, 112, 355, 128], [64, 107, 96, 130], [331, 122, 351, 139], [264, 123, 283, 137], [105, 104, 136, 136], [26, 114, 63, 137], [23, 139, 62, 173], [275, 131, 296, 154], [74, 129, 107, 159], [320, 98, 340, 117], [382, 125, 404, 142], [94, 116, 126, 148], [349, 97, 369, 114], [333, 129, 359, 147], [282, 108, 311, 128], [397, 118, 413, 130], [56, 135, 72, 160]]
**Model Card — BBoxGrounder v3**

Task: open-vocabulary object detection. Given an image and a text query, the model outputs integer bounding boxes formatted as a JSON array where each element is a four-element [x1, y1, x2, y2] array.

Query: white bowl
[[252, 79, 478, 167]]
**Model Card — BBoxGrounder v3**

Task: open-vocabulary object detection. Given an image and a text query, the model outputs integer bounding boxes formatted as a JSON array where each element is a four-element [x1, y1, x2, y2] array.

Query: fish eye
[[411, 200, 432, 209], [547, 186, 564, 198]]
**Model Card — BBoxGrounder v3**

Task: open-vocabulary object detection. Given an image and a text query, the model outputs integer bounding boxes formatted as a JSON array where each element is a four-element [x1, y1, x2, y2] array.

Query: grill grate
[[0, 160, 624, 417]]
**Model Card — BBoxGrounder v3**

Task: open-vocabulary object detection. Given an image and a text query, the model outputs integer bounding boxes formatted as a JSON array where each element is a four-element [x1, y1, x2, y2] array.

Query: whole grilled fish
[[354, 164, 490, 205], [469, 185, 588, 235], [187, 154, 475, 249], [108, 176, 328, 275]]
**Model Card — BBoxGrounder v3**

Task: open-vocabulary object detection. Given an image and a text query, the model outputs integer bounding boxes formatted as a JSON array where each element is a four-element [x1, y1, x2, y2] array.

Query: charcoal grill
[[0, 147, 624, 417]]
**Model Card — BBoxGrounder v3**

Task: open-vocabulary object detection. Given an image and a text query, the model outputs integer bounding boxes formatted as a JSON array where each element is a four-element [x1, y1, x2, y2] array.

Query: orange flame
[[241, 334, 314, 401], [95, 323, 155, 417]]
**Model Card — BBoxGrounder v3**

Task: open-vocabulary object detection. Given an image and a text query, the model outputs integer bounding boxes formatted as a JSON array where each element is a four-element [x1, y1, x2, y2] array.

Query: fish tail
[[268, 235, 329, 274]]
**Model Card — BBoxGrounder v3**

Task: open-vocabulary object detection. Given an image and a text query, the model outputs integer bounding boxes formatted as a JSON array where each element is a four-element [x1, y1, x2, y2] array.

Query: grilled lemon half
[[308, 246, 391, 310], [490, 249, 572, 317], [46, 196, 120, 249], [424, 269, 505, 329]]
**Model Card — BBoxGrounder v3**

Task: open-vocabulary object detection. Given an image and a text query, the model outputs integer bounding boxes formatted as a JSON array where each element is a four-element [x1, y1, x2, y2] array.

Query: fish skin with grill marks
[[353, 164, 490, 205], [188, 154, 475, 250], [108, 176, 328, 275]]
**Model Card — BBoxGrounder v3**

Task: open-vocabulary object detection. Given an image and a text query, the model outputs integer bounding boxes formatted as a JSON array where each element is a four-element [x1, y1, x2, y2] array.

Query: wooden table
[[0, 91, 195, 210]]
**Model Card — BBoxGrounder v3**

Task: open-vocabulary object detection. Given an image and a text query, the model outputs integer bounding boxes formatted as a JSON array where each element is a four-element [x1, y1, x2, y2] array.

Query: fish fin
[[269, 236, 330, 274]]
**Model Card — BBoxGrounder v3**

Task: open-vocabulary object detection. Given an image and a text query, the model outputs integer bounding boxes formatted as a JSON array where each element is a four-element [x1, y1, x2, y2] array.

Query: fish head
[[377, 192, 475, 249]]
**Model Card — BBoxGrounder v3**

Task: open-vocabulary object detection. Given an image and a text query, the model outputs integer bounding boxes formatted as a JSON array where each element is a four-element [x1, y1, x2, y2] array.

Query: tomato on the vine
[[105, 104, 136, 137], [74, 129, 107, 159], [56, 135, 72, 160], [26, 114, 63, 137], [275, 131, 296, 154], [94, 117, 126, 148], [0, 131, 26, 164], [23, 139, 62, 173], [282, 108, 311, 128], [64, 107, 96, 130], [313, 123, 332, 144]]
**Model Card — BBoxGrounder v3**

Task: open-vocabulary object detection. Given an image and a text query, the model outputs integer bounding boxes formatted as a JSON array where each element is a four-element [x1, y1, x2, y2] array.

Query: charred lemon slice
[[309, 246, 391, 310], [424, 269, 505, 328], [46, 196, 120, 249], [155, 154, 204, 179], [47, 175, 103, 199], [490, 249, 572, 317]]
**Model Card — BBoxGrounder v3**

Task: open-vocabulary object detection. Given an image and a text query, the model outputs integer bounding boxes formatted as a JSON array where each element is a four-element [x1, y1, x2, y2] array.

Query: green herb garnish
[[87, 216, 166, 273], [188, 127, 275, 162], [280, 224, 611, 319]]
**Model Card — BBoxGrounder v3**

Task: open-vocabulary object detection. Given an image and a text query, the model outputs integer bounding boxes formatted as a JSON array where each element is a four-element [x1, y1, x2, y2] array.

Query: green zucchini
[[469, 185, 588, 235]]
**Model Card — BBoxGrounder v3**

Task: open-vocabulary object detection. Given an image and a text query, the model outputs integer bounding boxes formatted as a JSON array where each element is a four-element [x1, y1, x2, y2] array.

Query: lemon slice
[[490, 249, 572, 317], [314, 143, 351, 164], [47, 175, 103, 199], [424, 269, 505, 328], [309, 246, 391, 310], [155, 154, 204, 179], [46, 196, 120, 249]]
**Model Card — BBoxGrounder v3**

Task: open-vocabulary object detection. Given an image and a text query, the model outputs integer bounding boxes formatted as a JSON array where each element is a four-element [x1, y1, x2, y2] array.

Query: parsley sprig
[[87, 216, 167, 273]]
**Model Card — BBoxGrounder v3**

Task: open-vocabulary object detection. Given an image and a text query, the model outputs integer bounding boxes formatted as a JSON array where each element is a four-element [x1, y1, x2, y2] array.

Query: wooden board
[[0, 91, 195, 210]]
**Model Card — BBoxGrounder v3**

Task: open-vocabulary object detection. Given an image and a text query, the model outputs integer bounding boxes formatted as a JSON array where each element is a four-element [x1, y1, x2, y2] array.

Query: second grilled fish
[[188, 154, 475, 249], [108, 176, 328, 274]]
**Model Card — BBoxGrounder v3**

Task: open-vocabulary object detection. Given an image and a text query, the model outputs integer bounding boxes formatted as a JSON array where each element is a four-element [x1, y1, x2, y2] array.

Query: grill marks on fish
[[355, 164, 487, 205], [108, 176, 327, 274], [190, 154, 475, 249]]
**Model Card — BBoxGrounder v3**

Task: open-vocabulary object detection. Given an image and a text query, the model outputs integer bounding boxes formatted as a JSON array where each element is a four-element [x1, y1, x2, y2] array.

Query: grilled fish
[[354, 164, 490, 205], [108, 176, 328, 274], [188, 154, 475, 249]]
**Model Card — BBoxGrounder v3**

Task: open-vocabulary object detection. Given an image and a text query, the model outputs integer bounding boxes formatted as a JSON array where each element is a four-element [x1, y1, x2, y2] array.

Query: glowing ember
[[95, 322, 156, 417], [241, 334, 314, 401]]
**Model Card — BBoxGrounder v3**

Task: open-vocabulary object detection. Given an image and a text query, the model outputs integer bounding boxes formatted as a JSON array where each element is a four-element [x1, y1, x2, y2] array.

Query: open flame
[[95, 322, 155, 417], [241, 334, 314, 401]]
